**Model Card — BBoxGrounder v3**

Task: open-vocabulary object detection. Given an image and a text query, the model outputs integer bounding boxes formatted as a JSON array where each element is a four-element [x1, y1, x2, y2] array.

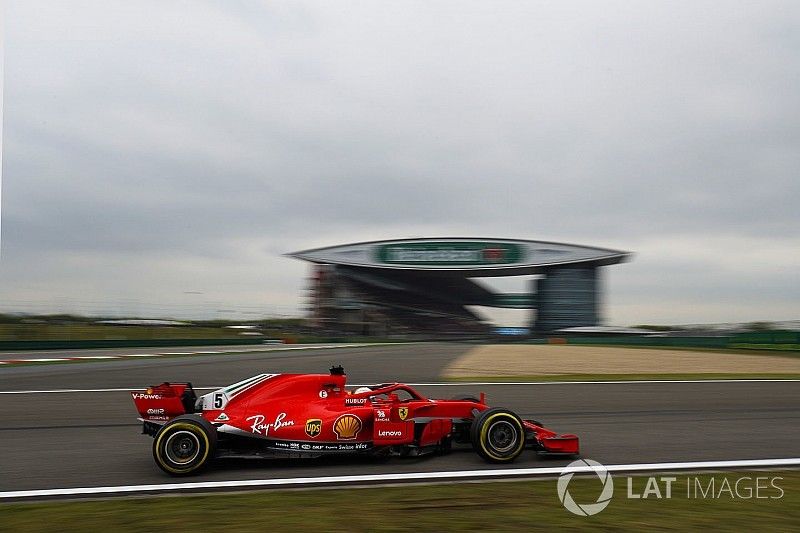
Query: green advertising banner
[[375, 241, 524, 266], [491, 294, 535, 308]]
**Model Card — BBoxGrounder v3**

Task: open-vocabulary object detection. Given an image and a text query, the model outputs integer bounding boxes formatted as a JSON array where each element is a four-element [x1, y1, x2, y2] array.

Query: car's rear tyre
[[470, 408, 525, 463], [153, 415, 216, 475]]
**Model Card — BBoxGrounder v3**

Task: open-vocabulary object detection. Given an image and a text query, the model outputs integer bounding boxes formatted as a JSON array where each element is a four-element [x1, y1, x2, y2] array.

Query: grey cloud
[[1, 0, 798, 323]]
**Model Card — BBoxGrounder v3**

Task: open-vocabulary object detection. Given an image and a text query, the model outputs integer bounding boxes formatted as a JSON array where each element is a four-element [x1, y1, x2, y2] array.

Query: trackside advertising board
[[375, 241, 524, 266]]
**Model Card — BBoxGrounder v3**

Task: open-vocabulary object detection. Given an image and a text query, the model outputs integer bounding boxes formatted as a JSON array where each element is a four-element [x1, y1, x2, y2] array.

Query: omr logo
[[557, 459, 614, 516]]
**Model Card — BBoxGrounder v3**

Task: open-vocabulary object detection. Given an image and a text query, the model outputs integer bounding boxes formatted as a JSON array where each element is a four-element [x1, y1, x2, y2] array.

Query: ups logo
[[305, 419, 322, 438]]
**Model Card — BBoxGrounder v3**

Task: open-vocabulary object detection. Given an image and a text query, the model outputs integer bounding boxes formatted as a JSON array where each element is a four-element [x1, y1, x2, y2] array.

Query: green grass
[[729, 344, 800, 351], [0, 323, 410, 345], [524, 344, 800, 358], [2, 471, 798, 531], [0, 324, 248, 342], [446, 373, 800, 382]]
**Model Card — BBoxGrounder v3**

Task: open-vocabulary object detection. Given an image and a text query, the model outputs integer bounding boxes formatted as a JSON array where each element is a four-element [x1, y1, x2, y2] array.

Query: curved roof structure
[[287, 237, 631, 277]]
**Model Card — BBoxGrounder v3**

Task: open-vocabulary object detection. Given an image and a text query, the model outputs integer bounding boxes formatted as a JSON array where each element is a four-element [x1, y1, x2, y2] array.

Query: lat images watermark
[[557, 460, 785, 516], [557, 459, 614, 516]]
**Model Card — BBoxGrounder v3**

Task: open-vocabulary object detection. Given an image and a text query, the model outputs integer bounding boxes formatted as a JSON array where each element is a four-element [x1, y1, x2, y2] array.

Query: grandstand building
[[288, 238, 631, 336]]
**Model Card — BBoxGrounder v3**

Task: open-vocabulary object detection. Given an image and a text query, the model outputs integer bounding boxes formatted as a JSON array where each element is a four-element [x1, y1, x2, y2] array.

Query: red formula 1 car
[[131, 366, 579, 475]]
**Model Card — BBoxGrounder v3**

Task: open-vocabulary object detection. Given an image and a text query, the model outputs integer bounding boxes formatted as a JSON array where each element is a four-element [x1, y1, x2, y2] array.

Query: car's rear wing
[[131, 382, 197, 422]]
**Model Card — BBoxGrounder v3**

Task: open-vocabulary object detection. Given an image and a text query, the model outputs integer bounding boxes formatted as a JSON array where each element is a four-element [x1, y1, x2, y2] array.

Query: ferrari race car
[[131, 366, 579, 475]]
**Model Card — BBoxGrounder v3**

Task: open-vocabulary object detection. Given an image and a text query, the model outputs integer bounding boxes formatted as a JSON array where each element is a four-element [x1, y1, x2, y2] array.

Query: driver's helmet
[[353, 386, 372, 395]]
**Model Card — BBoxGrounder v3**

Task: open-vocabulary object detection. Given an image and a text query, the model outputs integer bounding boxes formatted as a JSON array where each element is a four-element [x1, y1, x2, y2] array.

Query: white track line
[[6, 358, 66, 363], [2, 458, 799, 500], [0, 388, 171, 394], [407, 379, 800, 386], [1, 379, 798, 395], [0, 343, 385, 365]]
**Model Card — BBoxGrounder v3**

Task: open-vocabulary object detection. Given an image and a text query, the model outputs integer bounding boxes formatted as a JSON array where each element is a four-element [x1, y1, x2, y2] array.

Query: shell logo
[[333, 414, 362, 440]]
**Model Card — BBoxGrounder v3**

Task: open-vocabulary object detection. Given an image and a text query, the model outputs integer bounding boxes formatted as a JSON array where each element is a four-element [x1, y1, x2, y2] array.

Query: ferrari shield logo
[[398, 407, 409, 421], [305, 419, 322, 438]]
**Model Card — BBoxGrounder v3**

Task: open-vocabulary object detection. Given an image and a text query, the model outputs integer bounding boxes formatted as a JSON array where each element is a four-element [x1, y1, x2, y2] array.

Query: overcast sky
[[1, 1, 798, 325]]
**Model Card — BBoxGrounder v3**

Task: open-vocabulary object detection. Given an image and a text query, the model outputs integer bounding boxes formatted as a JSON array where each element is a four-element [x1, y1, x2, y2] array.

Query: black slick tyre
[[470, 408, 525, 463], [153, 415, 216, 475]]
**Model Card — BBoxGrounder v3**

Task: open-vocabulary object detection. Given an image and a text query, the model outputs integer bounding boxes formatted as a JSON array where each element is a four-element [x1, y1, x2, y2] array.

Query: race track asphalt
[[1, 343, 798, 494]]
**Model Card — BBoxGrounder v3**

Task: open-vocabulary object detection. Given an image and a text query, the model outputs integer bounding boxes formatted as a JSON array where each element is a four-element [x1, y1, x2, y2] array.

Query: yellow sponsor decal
[[333, 414, 362, 440], [305, 418, 322, 438], [398, 407, 409, 421]]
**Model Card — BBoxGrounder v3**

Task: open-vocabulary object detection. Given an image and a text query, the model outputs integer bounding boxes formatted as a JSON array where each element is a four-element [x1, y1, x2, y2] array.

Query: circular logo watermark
[[557, 459, 614, 516]]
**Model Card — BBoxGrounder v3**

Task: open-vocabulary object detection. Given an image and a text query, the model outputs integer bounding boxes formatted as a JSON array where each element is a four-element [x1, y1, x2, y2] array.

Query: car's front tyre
[[470, 408, 525, 463], [153, 415, 216, 475]]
